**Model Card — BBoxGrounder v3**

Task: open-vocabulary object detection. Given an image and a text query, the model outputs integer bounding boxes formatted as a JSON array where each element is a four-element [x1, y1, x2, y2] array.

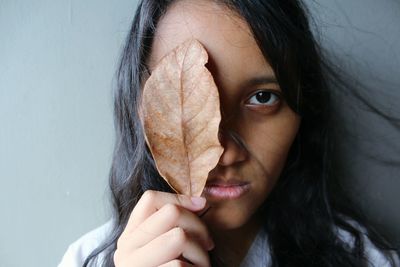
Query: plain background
[[0, 0, 399, 266]]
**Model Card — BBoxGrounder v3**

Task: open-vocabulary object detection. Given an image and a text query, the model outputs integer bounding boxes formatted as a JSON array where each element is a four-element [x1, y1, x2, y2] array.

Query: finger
[[133, 227, 210, 267], [125, 190, 206, 232], [128, 203, 214, 251], [180, 238, 211, 267], [158, 259, 194, 267]]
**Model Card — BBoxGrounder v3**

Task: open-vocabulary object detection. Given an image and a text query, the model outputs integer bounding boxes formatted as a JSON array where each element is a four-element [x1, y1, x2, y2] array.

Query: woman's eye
[[246, 91, 280, 106]]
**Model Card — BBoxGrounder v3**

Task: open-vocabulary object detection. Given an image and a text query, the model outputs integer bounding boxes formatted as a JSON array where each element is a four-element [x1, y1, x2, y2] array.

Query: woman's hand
[[114, 190, 214, 267]]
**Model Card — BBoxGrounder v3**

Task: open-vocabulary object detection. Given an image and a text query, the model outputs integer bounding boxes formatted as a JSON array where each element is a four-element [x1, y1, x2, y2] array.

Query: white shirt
[[58, 219, 398, 267], [58, 220, 113, 267]]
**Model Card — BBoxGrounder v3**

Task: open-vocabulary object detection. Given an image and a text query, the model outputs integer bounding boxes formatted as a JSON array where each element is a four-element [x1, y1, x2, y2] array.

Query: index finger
[[125, 190, 207, 233]]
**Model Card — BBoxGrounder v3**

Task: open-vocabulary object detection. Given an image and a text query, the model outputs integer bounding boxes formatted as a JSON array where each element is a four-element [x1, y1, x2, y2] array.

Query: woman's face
[[148, 0, 301, 230]]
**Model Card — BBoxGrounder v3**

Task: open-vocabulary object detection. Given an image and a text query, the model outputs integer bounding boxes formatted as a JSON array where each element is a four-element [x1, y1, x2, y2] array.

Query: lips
[[203, 176, 250, 200], [206, 177, 247, 187]]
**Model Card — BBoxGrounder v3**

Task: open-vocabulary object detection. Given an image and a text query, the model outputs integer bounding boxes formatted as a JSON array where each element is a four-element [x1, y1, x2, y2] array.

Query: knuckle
[[141, 190, 157, 207], [163, 203, 181, 221], [172, 227, 187, 244], [142, 190, 157, 204], [116, 236, 126, 250], [113, 249, 121, 265]]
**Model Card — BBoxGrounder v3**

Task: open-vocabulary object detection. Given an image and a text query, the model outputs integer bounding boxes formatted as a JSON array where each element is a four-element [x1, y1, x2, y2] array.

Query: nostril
[[220, 129, 246, 149], [216, 129, 248, 166]]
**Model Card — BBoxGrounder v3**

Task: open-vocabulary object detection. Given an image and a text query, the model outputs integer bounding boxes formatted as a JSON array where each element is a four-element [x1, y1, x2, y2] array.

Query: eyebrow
[[242, 76, 278, 88]]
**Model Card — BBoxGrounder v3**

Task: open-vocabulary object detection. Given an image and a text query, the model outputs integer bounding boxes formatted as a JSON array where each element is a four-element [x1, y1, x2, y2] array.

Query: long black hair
[[84, 0, 399, 266]]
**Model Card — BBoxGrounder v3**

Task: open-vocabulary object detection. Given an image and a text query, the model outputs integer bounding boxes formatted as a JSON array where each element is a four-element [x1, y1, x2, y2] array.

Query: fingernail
[[191, 196, 206, 207]]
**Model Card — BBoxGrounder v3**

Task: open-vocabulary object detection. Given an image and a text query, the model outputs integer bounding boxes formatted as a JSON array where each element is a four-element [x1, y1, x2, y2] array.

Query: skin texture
[[115, 1, 301, 266]]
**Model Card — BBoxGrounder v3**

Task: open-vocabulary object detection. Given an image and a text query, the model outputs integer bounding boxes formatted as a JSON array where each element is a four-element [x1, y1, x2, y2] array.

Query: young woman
[[59, 0, 399, 266]]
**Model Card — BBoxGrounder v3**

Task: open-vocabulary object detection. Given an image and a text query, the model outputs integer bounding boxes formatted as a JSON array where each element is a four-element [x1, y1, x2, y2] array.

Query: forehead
[[148, 0, 273, 81]]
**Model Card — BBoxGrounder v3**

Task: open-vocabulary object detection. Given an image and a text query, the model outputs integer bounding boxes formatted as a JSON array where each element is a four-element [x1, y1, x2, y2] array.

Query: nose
[[217, 129, 248, 166]]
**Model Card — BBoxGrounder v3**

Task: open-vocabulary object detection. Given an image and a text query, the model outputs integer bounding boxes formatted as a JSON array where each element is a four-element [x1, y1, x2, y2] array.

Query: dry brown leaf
[[140, 39, 224, 197]]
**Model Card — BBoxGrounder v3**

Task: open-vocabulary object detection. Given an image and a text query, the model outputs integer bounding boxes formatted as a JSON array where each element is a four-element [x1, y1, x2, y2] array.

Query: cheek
[[240, 110, 300, 177]]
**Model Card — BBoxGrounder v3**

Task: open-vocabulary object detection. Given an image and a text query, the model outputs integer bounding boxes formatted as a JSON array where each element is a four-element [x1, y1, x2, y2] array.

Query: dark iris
[[256, 92, 271, 103]]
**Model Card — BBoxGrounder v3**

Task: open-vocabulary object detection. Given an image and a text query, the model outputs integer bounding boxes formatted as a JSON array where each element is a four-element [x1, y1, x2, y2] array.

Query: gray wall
[[0, 1, 139, 266], [0, 1, 398, 266], [307, 0, 400, 248]]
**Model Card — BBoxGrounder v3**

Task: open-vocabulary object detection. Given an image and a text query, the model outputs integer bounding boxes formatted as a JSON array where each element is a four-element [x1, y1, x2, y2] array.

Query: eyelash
[[245, 90, 281, 108]]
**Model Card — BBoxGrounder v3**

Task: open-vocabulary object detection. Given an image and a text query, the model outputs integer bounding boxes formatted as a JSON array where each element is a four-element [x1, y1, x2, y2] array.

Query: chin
[[202, 204, 251, 230]]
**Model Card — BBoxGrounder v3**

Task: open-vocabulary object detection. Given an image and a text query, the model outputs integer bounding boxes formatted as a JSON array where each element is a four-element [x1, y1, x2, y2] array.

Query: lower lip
[[203, 183, 250, 200]]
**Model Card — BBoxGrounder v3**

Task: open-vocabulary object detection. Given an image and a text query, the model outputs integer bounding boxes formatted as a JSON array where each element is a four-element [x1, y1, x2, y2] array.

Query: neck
[[209, 216, 263, 267]]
